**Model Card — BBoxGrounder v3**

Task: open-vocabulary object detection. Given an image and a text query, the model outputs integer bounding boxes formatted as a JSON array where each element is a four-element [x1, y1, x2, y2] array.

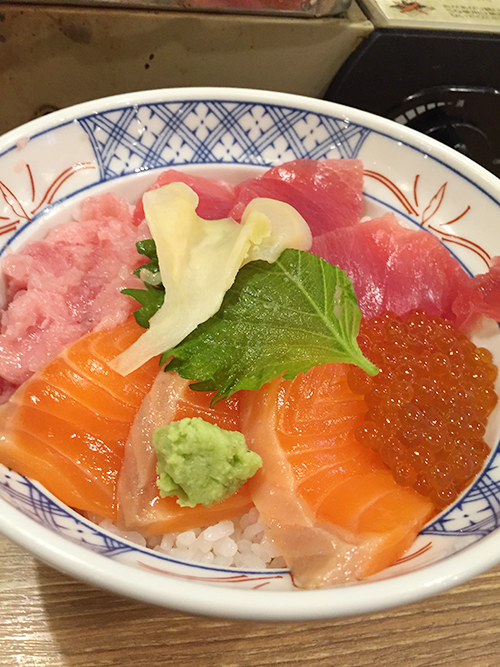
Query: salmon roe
[[347, 309, 498, 510]]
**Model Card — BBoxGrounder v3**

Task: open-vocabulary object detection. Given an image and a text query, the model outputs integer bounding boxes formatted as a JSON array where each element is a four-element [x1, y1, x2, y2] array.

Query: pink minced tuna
[[0, 192, 148, 401]]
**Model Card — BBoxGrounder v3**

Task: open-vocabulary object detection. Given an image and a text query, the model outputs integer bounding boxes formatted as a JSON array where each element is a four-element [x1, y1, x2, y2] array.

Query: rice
[[95, 507, 287, 570]]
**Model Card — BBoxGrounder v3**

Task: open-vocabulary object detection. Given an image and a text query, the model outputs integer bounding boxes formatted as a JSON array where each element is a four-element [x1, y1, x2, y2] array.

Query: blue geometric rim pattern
[[0, 470, 136, 557], [422, 447, 500, 538], [1, 98, 500, 566], [77, 100, 372, 180]]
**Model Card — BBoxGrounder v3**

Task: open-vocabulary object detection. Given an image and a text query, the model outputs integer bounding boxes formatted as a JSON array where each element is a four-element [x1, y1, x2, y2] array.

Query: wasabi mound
[[153, 417, 262, 508]]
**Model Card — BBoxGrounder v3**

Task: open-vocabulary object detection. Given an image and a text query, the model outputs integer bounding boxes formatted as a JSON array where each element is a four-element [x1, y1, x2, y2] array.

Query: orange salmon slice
[[0, 318, 160, 520], [240, 363, 435, 589], [117, 371, 253, 536]]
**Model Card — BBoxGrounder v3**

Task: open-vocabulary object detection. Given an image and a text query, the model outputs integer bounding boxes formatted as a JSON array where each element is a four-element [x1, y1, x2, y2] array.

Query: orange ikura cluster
[[347, 310, 498, 509]]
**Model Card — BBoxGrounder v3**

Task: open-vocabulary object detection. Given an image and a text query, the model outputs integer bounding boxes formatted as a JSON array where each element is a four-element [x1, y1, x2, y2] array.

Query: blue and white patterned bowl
[[2, 88, 500, 621]]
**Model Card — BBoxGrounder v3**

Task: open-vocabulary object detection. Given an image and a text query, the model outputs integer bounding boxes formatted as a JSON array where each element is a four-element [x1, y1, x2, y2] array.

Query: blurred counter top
[[0, 2, 373, 135], [1, 532, 500, 667]]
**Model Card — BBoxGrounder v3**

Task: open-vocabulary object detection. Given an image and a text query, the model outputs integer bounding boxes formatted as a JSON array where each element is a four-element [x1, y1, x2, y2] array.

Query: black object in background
[[325, 29, 500, 177]]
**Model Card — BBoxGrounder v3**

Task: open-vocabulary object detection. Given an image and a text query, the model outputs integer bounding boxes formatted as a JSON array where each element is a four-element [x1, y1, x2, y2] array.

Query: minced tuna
[[0, 192, 148, 402]]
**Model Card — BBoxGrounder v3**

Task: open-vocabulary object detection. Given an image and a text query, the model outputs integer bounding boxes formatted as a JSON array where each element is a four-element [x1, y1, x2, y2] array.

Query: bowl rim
[[1, 85, 499, 193], [3, 483, 500, 621], [2, 86, 500, 621]]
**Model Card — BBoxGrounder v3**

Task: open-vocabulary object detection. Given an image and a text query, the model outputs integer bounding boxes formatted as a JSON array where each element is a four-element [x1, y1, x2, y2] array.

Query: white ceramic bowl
[[2, 88, 500, 621]]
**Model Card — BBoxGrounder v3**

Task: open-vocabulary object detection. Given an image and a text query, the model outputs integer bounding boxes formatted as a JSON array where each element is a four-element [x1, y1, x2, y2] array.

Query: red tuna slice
[[311, 212, 500, 330], [229, 159, 364, 236], [132, 169, 238, 225], [454, 256, 500, 327]]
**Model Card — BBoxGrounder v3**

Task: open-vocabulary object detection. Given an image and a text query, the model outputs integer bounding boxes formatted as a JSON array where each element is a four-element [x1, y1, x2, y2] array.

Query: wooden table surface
[[1, 534, 500, 667]]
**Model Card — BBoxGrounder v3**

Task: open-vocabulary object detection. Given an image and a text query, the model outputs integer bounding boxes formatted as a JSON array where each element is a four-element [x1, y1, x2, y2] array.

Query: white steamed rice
[[95, 507, 287, 570]]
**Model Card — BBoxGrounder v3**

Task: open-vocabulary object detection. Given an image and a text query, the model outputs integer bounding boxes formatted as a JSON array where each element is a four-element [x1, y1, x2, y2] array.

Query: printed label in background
[[360, 0, 500, 30]]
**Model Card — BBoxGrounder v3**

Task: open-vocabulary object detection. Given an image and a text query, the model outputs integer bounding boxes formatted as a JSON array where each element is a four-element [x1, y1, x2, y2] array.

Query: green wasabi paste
[[153, 417, 263, 508]]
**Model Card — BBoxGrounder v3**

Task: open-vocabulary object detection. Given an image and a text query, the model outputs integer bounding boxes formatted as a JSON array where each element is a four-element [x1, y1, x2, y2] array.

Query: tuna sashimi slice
[[117, 372, 253, 535], [240, 364, 434, 589], [0, 318, 160, 519], [311, 213, 500, 330], [229, 159, 364, 236], [455, 255, 500, 327], [132, 169, 238, 226]]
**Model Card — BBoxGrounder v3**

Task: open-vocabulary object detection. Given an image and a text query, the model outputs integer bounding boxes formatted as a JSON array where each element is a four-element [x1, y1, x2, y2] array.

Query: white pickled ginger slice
[[112, 182, 312, 376]]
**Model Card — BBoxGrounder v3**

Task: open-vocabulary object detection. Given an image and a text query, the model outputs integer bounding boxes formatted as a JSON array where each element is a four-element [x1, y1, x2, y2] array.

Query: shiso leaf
[[134, 238, 160, 278], [122, 238, 165, 329], [122, 283, 164, 329], [163, 248, 378, 403]]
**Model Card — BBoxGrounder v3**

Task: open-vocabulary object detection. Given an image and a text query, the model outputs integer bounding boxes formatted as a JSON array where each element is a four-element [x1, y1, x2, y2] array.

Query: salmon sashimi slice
[[240, 363, 435, 589], [0, 318, 160, 520], [117, 371, 254, 536]]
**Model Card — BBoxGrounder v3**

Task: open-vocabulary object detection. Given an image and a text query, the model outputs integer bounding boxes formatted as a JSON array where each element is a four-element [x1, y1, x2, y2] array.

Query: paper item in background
[[360, 0, 500, 31]]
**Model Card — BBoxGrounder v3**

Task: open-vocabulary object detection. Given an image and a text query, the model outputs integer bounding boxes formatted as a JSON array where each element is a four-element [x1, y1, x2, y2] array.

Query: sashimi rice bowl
[[2, 88, 500, 621]]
